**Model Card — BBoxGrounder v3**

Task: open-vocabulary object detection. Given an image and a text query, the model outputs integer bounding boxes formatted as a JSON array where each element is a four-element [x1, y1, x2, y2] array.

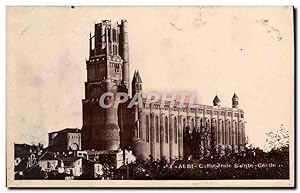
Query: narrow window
[[165, 116, 168, 143], [146, 115, 150, 142], [222, 121, 225, 144], [174, 117, 178, 144], [112, 29, 117, 42], [112, 45, 117, 55], [156, 116, 159, 143]]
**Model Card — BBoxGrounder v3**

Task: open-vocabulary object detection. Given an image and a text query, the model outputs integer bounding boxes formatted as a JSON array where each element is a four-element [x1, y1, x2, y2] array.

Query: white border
[[1, 1, 298, 192]]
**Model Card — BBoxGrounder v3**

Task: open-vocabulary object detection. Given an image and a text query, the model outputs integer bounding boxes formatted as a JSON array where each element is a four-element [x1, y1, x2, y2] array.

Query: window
[[47, 162, 51, 168], [165, 116, 168, 143], [212, 118, 216, 127], [222, 121, 225, 143], [241, 114, 244, 118], [146, 116, 150, 142], [174, 117, 178, 144], [191, 118, 194, 128], [107, 29, 111, 42], [112, 45, 118, 55], [206, 119, 211, 130], [112, 29, 117, 42], [156, 116, 159, 143]]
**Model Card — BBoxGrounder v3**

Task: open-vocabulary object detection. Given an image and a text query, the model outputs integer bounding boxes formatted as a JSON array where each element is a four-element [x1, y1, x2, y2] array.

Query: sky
[[7, 7, 293, 148]]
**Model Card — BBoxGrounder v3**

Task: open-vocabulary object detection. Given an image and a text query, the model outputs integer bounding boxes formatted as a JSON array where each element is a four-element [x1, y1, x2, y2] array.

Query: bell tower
[[82, 20, 130, 151]]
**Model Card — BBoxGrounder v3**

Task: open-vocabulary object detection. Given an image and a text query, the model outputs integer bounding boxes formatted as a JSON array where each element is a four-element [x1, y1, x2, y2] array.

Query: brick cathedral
[[81, 20, 246, 160]]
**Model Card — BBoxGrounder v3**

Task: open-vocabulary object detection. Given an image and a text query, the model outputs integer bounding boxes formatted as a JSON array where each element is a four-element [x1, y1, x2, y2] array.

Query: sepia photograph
[[6, 6, 294, 188]]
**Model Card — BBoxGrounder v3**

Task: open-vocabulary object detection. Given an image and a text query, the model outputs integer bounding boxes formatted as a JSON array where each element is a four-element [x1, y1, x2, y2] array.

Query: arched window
[[107, 29, 111, 42], [112, 45, 118, 55], [227, 120, 231, 145], [196, 118, 200, 132], [191, 118, 194, 128], [112, 28, 117, 42], [235, 121, 238, 145], [206, 119, 211, 130], [156, 116, 159, 143], [165, 116, 168, 143], [232, 121, 236, 145], [222, 120, 225, 144], [174, 117, 178, 144], [146, 115, 150, 142], [212, 118, 216, 128], [201, 118, 205, 132], [240, 122, 244, 144]]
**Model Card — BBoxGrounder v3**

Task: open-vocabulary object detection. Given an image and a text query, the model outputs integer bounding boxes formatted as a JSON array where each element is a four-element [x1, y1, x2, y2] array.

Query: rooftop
[[49, 128, 81, 134]]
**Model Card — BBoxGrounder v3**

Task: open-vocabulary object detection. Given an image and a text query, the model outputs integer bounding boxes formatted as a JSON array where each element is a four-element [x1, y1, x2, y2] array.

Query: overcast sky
[[7, 7, 293, 148]]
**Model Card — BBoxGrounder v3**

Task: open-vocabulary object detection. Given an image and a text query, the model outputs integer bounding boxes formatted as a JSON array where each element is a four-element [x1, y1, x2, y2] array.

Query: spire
[[136, 70, 142, 83], [132, 70, 142, 83], [232, 93, 239, 108], [213, 95, 221, 106], [232, 93, 239, 100], [132, 70, 137, 82], [131, 70, 142, 97]]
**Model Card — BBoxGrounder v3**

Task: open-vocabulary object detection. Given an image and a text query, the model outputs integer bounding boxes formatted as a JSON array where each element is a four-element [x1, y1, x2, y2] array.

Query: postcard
[[6, 6, 295, 188]]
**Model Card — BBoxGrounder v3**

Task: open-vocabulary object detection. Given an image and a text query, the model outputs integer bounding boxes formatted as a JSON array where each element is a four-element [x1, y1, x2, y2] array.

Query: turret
[[213, 95, 221, 107], [232, 93, 239, 108], [119, 20, 130, 90], [131, 70, 142, 98]]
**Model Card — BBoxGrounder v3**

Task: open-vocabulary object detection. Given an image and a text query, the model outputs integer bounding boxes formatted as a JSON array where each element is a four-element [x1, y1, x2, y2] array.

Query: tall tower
[[82, 20, 130, 150]]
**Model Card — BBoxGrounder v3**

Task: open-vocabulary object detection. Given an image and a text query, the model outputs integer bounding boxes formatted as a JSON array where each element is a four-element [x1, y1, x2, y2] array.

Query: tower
[[213, 95, 221, 106], [232, 93, 239, 108], [131, 70, 143, 98], [119, 20, 130, 89], [82, 20, 130, 150]]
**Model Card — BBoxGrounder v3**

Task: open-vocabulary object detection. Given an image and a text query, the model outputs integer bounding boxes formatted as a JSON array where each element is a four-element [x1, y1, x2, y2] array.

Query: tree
[[264, 124, 289, 152]]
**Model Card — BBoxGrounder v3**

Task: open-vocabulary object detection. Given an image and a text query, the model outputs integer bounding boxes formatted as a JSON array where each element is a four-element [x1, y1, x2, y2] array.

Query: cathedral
[[81, 20, 246, 160]]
